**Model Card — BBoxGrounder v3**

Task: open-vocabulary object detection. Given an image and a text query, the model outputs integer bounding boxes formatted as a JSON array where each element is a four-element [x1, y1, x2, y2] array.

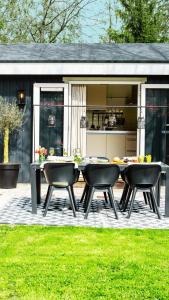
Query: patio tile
[[0, 183, 168, 229]]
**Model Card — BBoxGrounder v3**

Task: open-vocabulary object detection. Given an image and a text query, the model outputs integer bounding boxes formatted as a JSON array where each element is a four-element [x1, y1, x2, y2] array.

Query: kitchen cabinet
[[87, 134, 107, 157], [86, 131, 137, 160], [106, 135, 126, 160], [125, 135, 137, 156]]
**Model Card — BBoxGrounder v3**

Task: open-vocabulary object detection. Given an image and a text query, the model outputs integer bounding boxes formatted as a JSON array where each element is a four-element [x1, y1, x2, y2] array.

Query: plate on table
[[96, 159, 109, 163], [46, 156, 74, 162], [85, 157, 109, 164]]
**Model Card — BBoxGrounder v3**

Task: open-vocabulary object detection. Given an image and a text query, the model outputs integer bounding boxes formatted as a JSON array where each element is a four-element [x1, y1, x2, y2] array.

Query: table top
[[31, 161, 169, 172]]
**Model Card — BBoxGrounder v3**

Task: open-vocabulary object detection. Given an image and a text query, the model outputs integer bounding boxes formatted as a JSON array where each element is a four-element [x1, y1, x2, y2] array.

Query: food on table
[[112, 156, 120, 162], [112, 157, 125, 164]]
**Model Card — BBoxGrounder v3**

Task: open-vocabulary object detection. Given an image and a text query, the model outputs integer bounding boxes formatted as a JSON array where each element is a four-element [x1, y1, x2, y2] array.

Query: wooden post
[[4, 127, 9, 163]]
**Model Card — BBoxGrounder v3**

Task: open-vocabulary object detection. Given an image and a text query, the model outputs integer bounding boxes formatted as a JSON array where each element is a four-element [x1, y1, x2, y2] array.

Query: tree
[[0, 97, 23, 163], [0, 0, 96, 43], [101, 0, 169, 43]]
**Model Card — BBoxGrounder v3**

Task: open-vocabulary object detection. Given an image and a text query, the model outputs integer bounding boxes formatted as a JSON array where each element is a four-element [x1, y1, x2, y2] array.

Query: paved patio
[[0, 184, 168, 229]]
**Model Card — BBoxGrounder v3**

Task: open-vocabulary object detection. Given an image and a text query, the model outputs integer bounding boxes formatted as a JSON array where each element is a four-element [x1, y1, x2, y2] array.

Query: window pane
[[39, 91, 64, 156]]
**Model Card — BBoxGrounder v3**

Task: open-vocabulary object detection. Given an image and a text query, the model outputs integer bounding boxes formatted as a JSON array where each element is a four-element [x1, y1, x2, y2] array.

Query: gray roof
[[0, 43, 169, 63]]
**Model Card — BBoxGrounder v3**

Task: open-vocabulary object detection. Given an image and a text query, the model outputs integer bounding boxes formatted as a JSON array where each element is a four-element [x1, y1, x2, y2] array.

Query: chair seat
[[90, 184, 113, 189], [133, 184, 154, 189], [52, 181, 69, 187]]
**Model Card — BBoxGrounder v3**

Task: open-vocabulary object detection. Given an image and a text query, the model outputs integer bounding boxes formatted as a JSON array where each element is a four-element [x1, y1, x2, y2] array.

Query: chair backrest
[[124, 164, 161, 187], [43, 163, 75, 186], [83, 164, 120, 187]]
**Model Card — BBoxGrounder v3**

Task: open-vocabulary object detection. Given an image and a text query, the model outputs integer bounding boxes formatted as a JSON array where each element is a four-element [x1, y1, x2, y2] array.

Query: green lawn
[[0, 226, 169, 300]]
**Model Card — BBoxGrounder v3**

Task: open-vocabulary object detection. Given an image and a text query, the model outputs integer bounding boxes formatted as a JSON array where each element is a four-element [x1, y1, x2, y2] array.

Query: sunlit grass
[[0, 226, 169, 299]]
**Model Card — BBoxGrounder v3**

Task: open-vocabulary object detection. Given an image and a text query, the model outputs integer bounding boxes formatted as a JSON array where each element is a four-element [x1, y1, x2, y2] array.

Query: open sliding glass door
[[33, 83, 68, 161], [140, 84, 169, 163]]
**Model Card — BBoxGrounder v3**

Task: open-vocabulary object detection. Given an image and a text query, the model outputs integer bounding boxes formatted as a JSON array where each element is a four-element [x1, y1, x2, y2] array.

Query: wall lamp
[[17, 90, 26, 108], [137, 116, 145, 129], [48, 114, 56, 127]]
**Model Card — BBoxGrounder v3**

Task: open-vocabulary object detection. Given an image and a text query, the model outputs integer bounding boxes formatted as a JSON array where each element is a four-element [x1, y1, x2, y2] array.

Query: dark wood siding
[[0, 75, 62, 182], [147, 76, 169, 84], [0, 74, 169, 182]]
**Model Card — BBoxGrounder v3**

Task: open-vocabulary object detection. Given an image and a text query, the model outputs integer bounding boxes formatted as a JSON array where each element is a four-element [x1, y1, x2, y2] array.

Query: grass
[[0, 226, 169, 299]]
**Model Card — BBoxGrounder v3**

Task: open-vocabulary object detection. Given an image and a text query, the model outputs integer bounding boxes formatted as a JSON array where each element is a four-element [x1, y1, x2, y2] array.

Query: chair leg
[[108, 187, 118, 219], [146, 192, 153, 210], [150, 187, 161, 219], [147, 192, 156, 212], [43, 185, 52, 208], [104, 192, 108, 203], [119, 183, 129, 206], [122, 187, 132, 211], [84, 187, 95, 219], [80, 184, 87, 203], [70, 185, 78, 211], [143, 192, 148, 204], [67, 186, 76, 217], [83, 185, 89, 209], [43, 186, 54, 217], [127, 187, 137, 218]]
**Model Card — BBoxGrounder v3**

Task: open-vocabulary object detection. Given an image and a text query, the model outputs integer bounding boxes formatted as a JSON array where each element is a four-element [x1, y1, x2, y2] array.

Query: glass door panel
[[145, 88, 169, 163], [33, 83, 68, 161], [40, 90, 64, 156]]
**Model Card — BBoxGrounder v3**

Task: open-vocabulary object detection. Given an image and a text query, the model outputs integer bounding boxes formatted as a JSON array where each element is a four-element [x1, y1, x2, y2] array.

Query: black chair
[[123, 164, 161, 219], [80, 157, 110, 204], [43, 163, 79, 217], [82, 164, 120, 219], [120, 169, 155, 212]]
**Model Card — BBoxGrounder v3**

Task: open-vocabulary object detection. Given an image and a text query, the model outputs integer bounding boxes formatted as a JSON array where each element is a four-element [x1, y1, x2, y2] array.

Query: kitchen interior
[[86, 84, 137, 160]]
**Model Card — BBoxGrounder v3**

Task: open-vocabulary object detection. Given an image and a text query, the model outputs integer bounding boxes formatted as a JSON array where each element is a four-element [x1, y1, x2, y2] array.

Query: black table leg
[[30, 165, 41, 214], [30, 165, 37, 214], [36, 169, 41, 205], [165, 168, 169, 217]]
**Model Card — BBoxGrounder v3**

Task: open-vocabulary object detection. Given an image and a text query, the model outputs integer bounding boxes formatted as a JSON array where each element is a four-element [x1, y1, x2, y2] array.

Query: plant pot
[[0, 163, 20, 189]]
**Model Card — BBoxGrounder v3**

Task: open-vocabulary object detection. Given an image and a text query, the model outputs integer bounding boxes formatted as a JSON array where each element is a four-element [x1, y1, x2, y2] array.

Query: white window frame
[[33, 83, 68, 161], [66, 78, 146, 157], [140, 84, 169, 156]]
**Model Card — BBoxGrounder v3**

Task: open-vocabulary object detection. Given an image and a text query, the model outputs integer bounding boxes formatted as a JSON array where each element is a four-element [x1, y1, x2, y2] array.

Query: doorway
[[85, 83, 138, 160], [33, 83, 68, 161]]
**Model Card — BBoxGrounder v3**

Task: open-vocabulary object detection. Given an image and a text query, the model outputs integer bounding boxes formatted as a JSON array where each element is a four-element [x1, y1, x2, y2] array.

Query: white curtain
[[70, 85, 86, 157]]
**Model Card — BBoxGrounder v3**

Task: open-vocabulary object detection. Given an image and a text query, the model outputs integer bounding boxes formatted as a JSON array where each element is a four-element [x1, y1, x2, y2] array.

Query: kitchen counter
[[86, 130, 137, 135]]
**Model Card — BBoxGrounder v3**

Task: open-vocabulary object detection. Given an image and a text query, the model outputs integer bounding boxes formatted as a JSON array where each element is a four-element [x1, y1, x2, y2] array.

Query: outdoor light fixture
[[17, 90, 26, 108], [48, 114, 56, 127], [137, 116, 145, 129], [80, 116, 88, 128]]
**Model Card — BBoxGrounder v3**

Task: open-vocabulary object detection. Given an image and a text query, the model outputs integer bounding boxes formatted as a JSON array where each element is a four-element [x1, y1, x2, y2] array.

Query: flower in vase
[[35, 146, 48, 162]]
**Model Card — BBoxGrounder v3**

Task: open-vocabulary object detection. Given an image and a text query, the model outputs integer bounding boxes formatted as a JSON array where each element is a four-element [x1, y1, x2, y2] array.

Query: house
[[0, 43, 169, 182]]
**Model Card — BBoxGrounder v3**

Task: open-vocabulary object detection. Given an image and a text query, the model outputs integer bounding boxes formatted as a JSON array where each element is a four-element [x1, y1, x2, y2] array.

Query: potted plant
[[0, 97, 23, 188]]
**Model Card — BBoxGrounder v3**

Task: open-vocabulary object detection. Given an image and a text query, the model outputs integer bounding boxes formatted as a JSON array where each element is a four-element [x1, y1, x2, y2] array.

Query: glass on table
[[49, 147, 55, 156], [138, 155, 144, 163], [145, 154, 152, 163]]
